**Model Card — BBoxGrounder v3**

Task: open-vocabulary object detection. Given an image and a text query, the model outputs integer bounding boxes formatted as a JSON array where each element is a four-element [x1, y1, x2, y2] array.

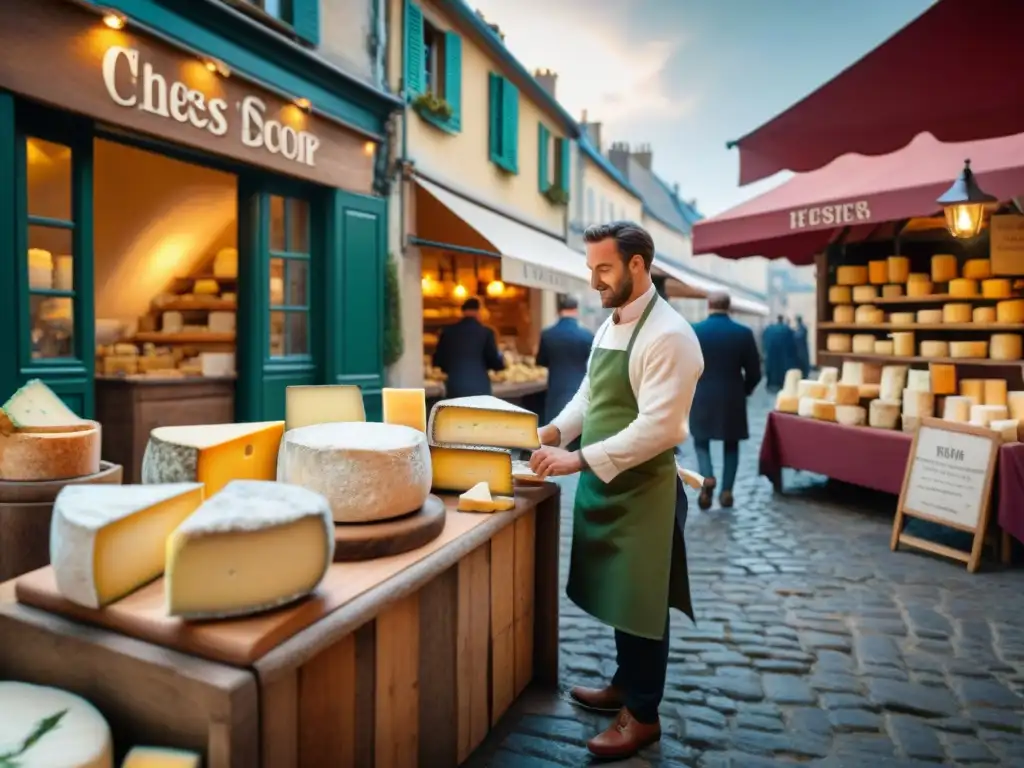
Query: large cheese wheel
[[949, 278, 978, 297], [829, 285, 852, 304], [943, 303, 972, 323], [950, 341, 988, 358], [833, 305, 855, 323], [991, 334, 1023, 360], [916, 309, 943, 324], [943, 396, 972, 422], [834, 383, 861, 405], [869, 399, 901, 429], [277, 422, 432, 522], [0, 682, 113, 767], [963, 259, 992, 279], [985, 379, 1008, 406], [798, 379, 828, 399], [920, 340, 950, 358], [836, 405, 867, 426], [982, 278, 1011, 299], [973, 306, 996, 323], [868, 260, 888, 285], [0, 420, 101, 481], [887, 256, 910, 283], [906, 280, 933, 297], [852, 334, 876, 353], [818, 367, 839, 386], [855, 305, 883, 324], [882, 284, 904, 298], [970, 404, 1008, 427], [1008, 391, 1024, 420], [874, 339, 894, 355], [931, 254, 958, 282], [811, 401, 836, 421], [890, 332, 914, 356], [902, 389, 934, 418], [775, 392, 799, 413], [930, 363, 957, 395], [890, 312, 915, 325], [996, 299, 1024, 323], [853, 285, 878, 303], [836, 265, 868, 285], [826, 334, 852, 352]]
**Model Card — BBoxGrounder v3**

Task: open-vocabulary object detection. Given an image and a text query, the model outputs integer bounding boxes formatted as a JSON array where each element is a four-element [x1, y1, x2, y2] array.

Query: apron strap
[[625, 293, 660, 357]]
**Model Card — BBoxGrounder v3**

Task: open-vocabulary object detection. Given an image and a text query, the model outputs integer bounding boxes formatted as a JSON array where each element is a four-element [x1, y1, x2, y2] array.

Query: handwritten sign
[[990, 214, 1024, 275], [891, 418, 1000, 572]]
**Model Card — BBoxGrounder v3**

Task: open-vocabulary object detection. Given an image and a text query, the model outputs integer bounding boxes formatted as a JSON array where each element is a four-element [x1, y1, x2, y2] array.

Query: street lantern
[[936, 159, 997, 239]]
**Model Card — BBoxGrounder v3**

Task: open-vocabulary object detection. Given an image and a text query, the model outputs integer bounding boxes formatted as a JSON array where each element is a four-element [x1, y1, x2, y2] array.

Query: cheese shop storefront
[[0, 0, 399, 481]]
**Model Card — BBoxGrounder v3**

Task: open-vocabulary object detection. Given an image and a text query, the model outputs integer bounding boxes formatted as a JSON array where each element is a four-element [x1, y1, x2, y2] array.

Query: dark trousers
[[694, 439, 740, 492], [611, 614, 670, 723]]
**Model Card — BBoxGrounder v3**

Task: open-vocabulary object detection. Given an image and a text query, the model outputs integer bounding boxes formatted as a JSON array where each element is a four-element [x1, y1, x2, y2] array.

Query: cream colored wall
[[568, 159, 642, 252], [644, 214, 692, 264], [319, 0, 378, 84]]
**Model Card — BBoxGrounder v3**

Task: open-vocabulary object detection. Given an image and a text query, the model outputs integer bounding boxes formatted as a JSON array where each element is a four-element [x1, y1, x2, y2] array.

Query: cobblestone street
[[468, 387, 1024, 767]]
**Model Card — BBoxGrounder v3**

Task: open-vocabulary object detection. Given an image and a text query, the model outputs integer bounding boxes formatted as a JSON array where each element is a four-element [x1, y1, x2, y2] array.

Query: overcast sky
[[469, 0, 934, 217]]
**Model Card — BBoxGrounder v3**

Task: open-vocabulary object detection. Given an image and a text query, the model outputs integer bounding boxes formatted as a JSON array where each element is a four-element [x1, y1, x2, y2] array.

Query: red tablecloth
[[998, 443, 1024, 545], [758, 412, 913, 494]]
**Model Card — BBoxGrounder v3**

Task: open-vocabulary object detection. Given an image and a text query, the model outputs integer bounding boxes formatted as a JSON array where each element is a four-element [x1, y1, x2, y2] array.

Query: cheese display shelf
[[820, 351, 1024, 369]]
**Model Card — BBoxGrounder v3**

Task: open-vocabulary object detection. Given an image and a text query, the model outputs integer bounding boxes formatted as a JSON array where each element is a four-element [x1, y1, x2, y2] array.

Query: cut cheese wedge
[[430, 445, 513, 494], [141, 421, 285, 497], [511, 459, 546, 484], [166, 480, 334, 620], [122, 746, 201, 767], [51, 483, 205, 609], [382, 387, 427, 432], [457, 481, 515, 513], [0, 378, 91, 434], [428, 395, 540, 450], [285, 384, 365, 430]]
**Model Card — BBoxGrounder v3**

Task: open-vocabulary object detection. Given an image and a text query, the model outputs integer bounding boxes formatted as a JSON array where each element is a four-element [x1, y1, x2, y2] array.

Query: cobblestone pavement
[[467, 387, 1024, 767]]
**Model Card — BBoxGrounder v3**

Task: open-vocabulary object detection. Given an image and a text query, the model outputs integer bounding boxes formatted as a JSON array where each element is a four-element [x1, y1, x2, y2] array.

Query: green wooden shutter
[[443, 32, 462, 130], [0, 93, 16, 401], [292, 0, 320, 46], [488, 73, 502, 163], [502, 79, 519, 173], [537, 123, 550, 193], [404, 1, 426, 98], [558, 137, 571, 196]]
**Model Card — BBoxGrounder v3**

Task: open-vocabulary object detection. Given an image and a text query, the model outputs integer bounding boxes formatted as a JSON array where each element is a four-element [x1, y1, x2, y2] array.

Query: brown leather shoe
[[720, 490, 734, 508], [698, 476, 717, 510], [568, 684, 624, 712], [587, 708, 661, 759]]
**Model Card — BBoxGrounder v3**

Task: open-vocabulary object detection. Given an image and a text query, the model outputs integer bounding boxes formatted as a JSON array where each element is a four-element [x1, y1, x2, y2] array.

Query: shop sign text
[[789, 200, 871, 230]]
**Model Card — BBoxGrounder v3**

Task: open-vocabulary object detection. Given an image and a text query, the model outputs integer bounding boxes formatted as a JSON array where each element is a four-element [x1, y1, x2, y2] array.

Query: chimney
[[608, 141, 630, 176], [672, 182, 680, 197], [534, 68, 557, 99], [632, 143, 653, 170], [582, 121, 603, 152], [476, 10, 505, 42]]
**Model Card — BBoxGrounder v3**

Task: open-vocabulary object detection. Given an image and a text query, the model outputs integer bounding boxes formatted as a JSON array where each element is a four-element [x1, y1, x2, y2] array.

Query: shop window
[[488, 73, 519, 173], [268, 196, 310, 358], [234, 0, 320, 46], [405, 2, 462, 133], [537, 124, 570, 203]]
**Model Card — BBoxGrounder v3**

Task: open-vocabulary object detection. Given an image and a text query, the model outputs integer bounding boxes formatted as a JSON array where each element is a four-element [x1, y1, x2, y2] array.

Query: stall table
[[998, 443, 1024, 546], [0, 484, 561, 767]]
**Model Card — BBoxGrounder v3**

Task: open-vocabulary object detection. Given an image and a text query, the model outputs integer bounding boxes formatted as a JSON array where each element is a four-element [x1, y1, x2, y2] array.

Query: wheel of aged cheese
[[0, 420, 101, 481], [277, 421, 432, 523], [0, 681, 113, 767]]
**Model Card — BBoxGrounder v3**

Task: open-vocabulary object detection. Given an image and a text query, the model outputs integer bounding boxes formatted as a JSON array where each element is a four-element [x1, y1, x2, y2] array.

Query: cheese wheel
[[943, 396, 972, 422], [782, 369, 803, 396], [829, 285, 852, 304], [868, 260, 888, 284], [797, 379, 828, 399], [890, 312, 915, 325], [882, 284, 904, 298], [880, 366, 908, 401], [853, 334, 876, 353], [996, 299, 1024, 323], [902, 389, 934, 418], [984, 379, 1008, 406], [852, 285, 878, 303], [818, 367, 839, 386], [907, 272, 930, 283], [874, 340, 894, 355], [907, 369, 931, 392], [891, 332, 914, 356], [902, 415, 921, 433], [991, 333, 1023, 361], [960, 379, 984, 403], [989, 419, 1020, 443], [942, 303, 972, 323], [973, 306, 996, 323], [916, 309, 943, 324], [0, 420, 101, 481], [930, 363, 957, 395], [919, 340, 950, 358], [811, 400, 836, 422], [963, 259, 992, 279], [887, 256, 910, 283], [869, 399, 901, 429], [277, 422, 432, 522], [835, 405, 867, 426], [982, 278, 1012, 299], [906, 280, 933, 297], [827, 334, 852, 352], [775, 392, 799, 413], [833, 305, 855, 323], [950, 341, 988, 358], [949, 278, 978, 297], [931, 254, 958, 282], [837, 265, 868, 285], [970, 404, 1008, 427], [855, 305, 883, 324], [834, 383, 861, 405], [1009, 391, 1024, 420], [859, 383, 881, 399]]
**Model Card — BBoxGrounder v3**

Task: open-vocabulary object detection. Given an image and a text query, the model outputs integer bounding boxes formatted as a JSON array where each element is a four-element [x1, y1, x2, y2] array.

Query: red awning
[[731, 0, 1024, 186], [693, 131, 1024, 265]]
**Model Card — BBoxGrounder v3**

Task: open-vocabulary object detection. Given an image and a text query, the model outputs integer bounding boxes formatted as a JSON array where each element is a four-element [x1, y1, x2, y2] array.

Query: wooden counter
[[0, 483, 561, 768], [95, 376, 236, 483]]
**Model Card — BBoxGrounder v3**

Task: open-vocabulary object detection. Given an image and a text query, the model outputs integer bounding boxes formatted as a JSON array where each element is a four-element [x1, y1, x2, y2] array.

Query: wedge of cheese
[[51, 483, 205, 609], [428, 395, 540, 450], [285, 384, 365, 430], [430, 445, 513, 495], [141, 421, 285, 497], [382, 387, 427, 432], [457, 481, 515, 513], [122, 746, 201, 767], [0, 378, 91, 434], [166, 480, 334, 620]]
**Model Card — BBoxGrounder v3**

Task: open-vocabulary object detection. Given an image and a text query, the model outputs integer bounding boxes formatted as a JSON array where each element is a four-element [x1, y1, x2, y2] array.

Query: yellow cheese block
[[1009, 391, 1024, 420], [919, 340, 950, 358], [890, 312, 915, 325], [887, 256, 910, 283], [285, 385, 365, 431], [960, 379, 984, 403], [833, 305, 855, 323], [122, 746, 202, 767], [457, 481, 516, 513], [996, 299, 1024, 323], [775, 392, 799, 413], [852, 334, 876, 353], [841, 361, 865, 385], [916, 309, 943, 324], [859, 383, 881, 399], [797, 398, 818, 418], [906, 280, 933, 297], [985, 379, 1008, 406], [990, 333, 1023, 361], [834, 383, 861, 405], [902, 389, 934, 418], [882, 284, 904, 298], [891, 332, 914, 356], [854, 304, 882, 324], [428, 395, 540, 450], [950, 341, 988, 359], [942, 303, 972, 323], [836, 265, 868, 285], [931, 254, 958, 282], [853, 285, 878, 303], [930, 363, 957, 395], [382, 387, 427, 432], [963, 259, 992, 279], [193, 278, 219, 295], [868, 260, 888, 285], [989, 419, 1020, 443], [973, 306, 996, 323], [907, 272, 930, 283], [948, 278, 978, 297], [430, 445, 513, 495], [826, 334, 852, 353], [874, 340, 894, 355], [835, 405, 867, 426], [943, 396, 972, 422], [811, 401, 836, 421], [982, 278, 1012, 299], [829, 285, 852, 304], [869, 399, 901, 429]]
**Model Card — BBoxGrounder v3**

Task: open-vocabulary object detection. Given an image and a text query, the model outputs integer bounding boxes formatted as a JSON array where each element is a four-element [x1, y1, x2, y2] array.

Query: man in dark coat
[[762, 315, 795, 391], [792, 315, 810, 377], [432, 297, 505, 398], [536, 295, 594, 451], [690, 292, 761, 509]]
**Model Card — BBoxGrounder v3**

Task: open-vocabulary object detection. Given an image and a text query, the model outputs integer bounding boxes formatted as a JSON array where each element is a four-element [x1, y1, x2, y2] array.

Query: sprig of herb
[[0, 709, 69, 765]]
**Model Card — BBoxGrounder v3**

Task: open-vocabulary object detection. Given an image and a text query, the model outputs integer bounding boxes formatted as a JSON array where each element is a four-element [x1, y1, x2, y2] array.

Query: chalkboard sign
[[891, 418, 1001, 572]]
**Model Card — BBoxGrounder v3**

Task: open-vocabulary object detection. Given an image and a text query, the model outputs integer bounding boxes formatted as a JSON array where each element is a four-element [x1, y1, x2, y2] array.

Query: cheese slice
[[902, 389, 934, 418], [982, 278, 1011, 299], [678, 467, 707, 490], [920, 340, 950, 358], [881, 284, 904, 298], [837, 265, 868, 285], [428, 395, 540, 450], [997, 299, 1024, 323], [782, 369, 803, 395], [970, 404, 1008, 427], [943, 396, 972, 422], [1009, 391, 1024, 420], [285, 384, 365, 431], [880, 366, 908, 401], [950, 341, 988, 359], [797, 380, 827, 399], [963, 259, 992, 279], [141, 421, 284, 497], [382, 387, 427, 432], [930, 363, 957, 395], [990, 419, 1020, 443], [511, 459, 546, 484], [826, 334, 852, 352], [916, 309, 943, 324], [868, 260, 888, 285], [869, 399, 901, 429], [990, 333, 1023, 361], [852, 285, 878, 303], [833, 305, 855, 323], [457, 481, 515, 513], [931, 254, 957, 282], [0, 682, 113, 768], [943, 303, 972, 323], [430, 445, 513, 494], [0, 378, 90, 434], [818, 367, 839, 386], [834, 383, 861, 405], [166, 480, 334, 620], [122, 747, 201, 767], [51, 483, 205, 609], [973, 306, 996, 323], [887, 256, 910, 283], [835, 405, 866, 426], [829, 285, 852, 304], [775, 392, 799, 413], [984, 379, 1008, 406]]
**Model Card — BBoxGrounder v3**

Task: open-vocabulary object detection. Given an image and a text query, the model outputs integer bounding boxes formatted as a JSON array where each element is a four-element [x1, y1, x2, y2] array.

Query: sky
[[467, 0, 935, 218]]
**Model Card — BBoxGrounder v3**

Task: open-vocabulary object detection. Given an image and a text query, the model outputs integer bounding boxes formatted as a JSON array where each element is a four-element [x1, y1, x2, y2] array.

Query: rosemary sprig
[[0, 708, 69, 765]]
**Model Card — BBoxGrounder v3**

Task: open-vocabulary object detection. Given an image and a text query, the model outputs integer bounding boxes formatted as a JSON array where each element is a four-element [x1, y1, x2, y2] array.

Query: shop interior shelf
[[819, 322, 1024, 332], [155, 298, 237, 312], [856, 293, 1010, 305], [817, 350, 1024, 367], [132, 332, 236, 344]]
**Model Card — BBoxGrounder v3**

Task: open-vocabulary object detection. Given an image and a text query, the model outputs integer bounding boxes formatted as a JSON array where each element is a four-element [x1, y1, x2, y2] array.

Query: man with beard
[[529, 221, 704, 759]]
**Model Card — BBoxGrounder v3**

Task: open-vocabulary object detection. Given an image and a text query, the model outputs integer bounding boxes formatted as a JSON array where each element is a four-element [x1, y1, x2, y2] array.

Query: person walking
[[536, 295, 594, 451], [793, 314, 811, 378], [431, 297, 505, 398], [689, 292, 762, 509], [529, 221, 704, 759], [762, 314, 795, 391]]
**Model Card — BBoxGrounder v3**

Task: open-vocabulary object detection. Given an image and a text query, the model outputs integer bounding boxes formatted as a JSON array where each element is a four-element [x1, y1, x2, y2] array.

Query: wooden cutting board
[[333, 495, 446, 561], [15, 502, 493, 667]]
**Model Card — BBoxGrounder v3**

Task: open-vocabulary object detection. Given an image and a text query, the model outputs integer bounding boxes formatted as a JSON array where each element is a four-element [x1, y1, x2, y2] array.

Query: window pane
[[263, 0, 283, 18], [28, 226, 73, 291], [270, 310, 285, 357], [287, 198, 310, 253], [30, 296, 74, 359], [270, 195, 286, 252], [270, 257, 285, 306], [286, 259, 308, 306], [285, 311, 308, 356], [27, 138, 72, 221]]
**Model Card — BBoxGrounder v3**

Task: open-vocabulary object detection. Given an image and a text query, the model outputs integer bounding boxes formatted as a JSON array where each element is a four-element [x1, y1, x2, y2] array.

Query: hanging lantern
[[936, 159, 997, 239]]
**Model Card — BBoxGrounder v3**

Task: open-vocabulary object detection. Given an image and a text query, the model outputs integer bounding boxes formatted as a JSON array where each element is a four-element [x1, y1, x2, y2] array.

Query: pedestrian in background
[[536, 295, 594, 451], [689, 292, 761, 509], [761, 314, 795, 391], [431, 297, 505, 398], [792, 314, 810, 378]]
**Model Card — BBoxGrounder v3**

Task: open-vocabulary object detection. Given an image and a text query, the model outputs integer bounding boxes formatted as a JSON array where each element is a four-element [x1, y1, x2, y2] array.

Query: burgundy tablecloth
[[998, 443, 1024, 545], [759, 412, 913, 494]]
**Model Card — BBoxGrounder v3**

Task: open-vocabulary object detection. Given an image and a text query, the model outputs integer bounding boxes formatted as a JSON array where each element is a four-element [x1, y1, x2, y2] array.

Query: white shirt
[[550, 283, 705, 484]]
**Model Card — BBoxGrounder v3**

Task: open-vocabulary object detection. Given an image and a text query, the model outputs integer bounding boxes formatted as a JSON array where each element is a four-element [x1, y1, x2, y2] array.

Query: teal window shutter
[[404, 1, 426, 98], [488, 73, 502, 163], [443, 32, 462, 130], [558, 138, 571, 196], [537, 124, 550, 192], [502, 79, 519, 173], [292, 0, 320, 46]]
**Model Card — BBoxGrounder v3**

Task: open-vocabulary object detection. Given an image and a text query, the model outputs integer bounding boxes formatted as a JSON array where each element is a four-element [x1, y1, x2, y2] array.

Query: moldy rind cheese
[[430, 445, 513, 495], [0, 420, 101, 481], [1, 378, 91, 433], [428, 395, 540, 450]]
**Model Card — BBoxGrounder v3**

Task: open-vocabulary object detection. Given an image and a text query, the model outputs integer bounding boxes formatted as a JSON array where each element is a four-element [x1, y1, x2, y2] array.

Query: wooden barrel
[[0, 461, 123, 582]]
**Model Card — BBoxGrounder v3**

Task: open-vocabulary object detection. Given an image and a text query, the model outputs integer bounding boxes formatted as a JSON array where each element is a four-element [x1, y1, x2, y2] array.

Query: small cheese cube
[[836, 265, 868, 285], [797, 397, 818, 418], [193, 278, 219, 295], [931, 254, 958, 282], [902, 415, 921, 433], [775, 392, 799, 413], [990, 334, 1023, 361], [887, 256, 910, 283], [859, 383, 881, 399], [457, 481, 515, 513], [811, 400, 836, 421], [834, 383, 861, 405], [962, 259, 992, 279], [868, 260, 888, 284]]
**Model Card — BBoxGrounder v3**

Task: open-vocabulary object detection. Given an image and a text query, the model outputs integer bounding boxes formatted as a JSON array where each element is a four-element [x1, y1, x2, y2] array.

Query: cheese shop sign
[[101, 46, 321, 168]]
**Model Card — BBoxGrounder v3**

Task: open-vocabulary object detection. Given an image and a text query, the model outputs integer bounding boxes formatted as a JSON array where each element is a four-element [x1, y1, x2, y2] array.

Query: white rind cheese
[[869, 399, 901, 429], [835, 405, 867, 426], [1, 378, 91, 433], [943, 396, 973, 423], [782, 369, 803, 395], [907, 370, 931, 392], [970, 404, 1008, 427], [990, 419, 1020, 442], [278, 422, 431, 523], [428, 395, 540, 450], [880, 366, 909, 401], [817, 367, 839, 386], [901, 389, 934, 419]]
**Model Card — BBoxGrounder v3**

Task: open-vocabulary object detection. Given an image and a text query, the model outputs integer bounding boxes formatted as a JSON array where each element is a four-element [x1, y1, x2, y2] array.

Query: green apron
[[566, 294, 693, 640]]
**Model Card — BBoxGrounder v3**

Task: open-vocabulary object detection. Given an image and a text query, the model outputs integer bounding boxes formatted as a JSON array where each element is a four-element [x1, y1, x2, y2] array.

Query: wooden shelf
[[819, 322, 1024, 332], [156, 299, 237, 312], [818, 351, 1023, 367], [132, 332, 235, 344], [837, 293, 1013, 306]]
